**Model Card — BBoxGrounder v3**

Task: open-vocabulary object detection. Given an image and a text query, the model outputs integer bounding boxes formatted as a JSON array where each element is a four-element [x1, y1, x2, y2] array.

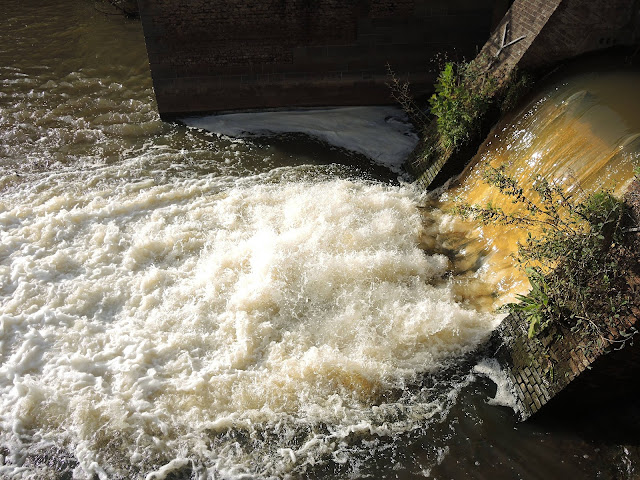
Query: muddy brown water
[[1, 1, 639, 478]]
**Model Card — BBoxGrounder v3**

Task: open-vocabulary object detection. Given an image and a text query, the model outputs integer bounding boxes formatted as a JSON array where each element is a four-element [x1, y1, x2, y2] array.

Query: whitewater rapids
[[0, 165, 498, 478]]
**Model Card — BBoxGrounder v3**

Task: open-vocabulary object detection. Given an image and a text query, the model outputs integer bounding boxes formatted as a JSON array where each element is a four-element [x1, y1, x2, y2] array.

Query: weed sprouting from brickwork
[[428, 61, 499, 153], [453, 166, 638, 343], [389, 59, 533, 184], [385, 63, 430, 132]]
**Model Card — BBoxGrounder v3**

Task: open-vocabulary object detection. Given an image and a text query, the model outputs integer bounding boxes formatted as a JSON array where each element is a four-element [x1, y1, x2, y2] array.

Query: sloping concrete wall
[[138, 0, 502, 119]]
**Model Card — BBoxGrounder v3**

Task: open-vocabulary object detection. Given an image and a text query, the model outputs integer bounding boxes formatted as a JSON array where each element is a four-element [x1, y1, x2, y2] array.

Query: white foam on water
[[0, 165, 498, 478], [473, 358, 517, 410], [182, 106, 419, 173]]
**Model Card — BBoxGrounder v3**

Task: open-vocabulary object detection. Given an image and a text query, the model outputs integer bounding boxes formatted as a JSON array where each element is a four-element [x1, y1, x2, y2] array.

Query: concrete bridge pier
[[137, 0, 506, 119]]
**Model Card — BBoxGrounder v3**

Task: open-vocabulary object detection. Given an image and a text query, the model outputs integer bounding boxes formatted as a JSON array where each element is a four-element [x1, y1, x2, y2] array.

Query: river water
[[1, 1, 639, 479]]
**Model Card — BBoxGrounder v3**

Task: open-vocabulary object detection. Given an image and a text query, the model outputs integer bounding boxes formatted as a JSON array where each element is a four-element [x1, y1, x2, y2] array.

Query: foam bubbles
[[473, 359, 517, 410], [0, 167, 498, 478], [182, 106, 419, 173]]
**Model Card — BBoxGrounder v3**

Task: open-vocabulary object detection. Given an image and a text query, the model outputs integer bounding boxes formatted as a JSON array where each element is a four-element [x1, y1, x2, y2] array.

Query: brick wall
[[478, 0, 563, 73], [408, 0, 640, 189], [493, 306, 639, 419], [491, 180, 640, 420], [520, 0, 640, 69], [477, 0, 640, 75], [138, 0, 501, 118]]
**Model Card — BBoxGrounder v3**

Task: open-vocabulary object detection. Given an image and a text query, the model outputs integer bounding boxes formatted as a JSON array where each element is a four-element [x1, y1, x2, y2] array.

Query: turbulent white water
[[4, 1, 640, 477], [0, 164, 498, 478]]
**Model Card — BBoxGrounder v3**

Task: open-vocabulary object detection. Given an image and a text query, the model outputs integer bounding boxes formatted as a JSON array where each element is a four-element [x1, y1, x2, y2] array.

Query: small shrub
[[388, 59, 533, 181], [454, 166, 635, 340], [500, 70, 534, 113], [428, 62, 498, 152]]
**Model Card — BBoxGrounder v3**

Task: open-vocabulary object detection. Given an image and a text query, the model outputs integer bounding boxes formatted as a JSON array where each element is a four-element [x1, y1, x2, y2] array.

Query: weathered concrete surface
[[489, 180, 640, 420], [408, 0, 640, 188], [137, 0, 504, 119]]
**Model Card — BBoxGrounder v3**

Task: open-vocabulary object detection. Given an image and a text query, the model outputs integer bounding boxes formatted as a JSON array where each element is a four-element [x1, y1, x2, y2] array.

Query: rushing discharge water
[[0, 164, 501, 479], [2, 1, 640, 479], [436, 68, 640, 302]]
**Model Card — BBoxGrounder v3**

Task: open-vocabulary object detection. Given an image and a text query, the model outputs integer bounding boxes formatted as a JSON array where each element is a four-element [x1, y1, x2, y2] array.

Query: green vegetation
[[499, 70, 534, 114], [454, 167, 637, 341], [425, 61, 533, 153], [391, 59, 533, 184], [428, 62, 498, 152]]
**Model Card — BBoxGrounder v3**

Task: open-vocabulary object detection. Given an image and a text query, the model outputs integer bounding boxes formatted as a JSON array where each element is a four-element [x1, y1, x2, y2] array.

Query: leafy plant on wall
[[454, 166, 638, 344]]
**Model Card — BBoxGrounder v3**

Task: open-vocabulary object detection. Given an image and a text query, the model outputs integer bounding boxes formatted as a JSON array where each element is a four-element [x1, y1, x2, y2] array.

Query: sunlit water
[[2, 1, 640, 479], [0, 162, 502, 479], [437, 68, 640, 304]]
